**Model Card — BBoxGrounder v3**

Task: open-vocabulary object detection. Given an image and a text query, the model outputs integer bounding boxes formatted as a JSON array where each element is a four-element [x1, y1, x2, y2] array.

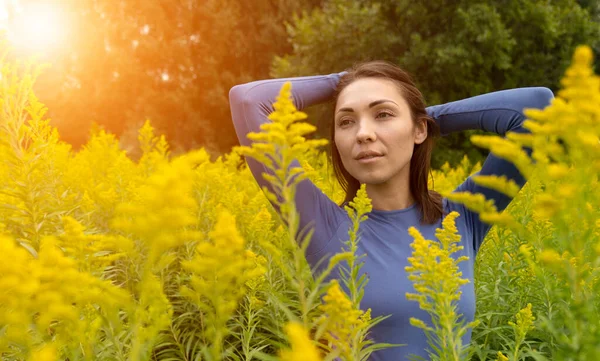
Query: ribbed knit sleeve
[[229, 74, 347, 256], [427, 87, 554, 252]]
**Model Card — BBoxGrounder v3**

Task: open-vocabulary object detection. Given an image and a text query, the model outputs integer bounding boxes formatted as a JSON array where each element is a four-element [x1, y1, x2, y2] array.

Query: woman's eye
[[377, 111, 393, 119], [339, 119, 352, 126]]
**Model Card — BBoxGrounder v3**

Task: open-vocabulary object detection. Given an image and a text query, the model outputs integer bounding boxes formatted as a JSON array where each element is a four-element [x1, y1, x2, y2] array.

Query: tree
[[272, 0, 600, 167], [16, 0, 318, 156]]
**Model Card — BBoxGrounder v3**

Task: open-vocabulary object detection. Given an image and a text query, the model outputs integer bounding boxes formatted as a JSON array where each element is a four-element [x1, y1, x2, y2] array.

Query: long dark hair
[[330, 60, 444, 225]]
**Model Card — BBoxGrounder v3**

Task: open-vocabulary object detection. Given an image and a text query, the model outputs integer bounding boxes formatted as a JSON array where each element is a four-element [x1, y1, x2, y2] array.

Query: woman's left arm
[[426, 87, 554, 253], [426, 87, 553, 136]]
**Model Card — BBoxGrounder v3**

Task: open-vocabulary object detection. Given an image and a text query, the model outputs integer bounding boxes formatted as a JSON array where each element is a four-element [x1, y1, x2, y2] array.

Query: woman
[[228, 61, 553, 360]]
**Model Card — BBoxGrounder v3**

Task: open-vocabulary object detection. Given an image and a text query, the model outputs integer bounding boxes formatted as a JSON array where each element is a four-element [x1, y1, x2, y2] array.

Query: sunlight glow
[[6, 2, 68, 56]]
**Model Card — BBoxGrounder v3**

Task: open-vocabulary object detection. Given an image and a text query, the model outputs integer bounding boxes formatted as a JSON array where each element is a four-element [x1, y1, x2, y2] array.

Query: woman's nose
[[356, 120, 376, 143]]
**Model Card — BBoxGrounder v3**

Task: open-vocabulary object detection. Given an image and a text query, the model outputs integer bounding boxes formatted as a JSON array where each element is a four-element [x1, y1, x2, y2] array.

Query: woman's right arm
[[229, 73, 347, 257]]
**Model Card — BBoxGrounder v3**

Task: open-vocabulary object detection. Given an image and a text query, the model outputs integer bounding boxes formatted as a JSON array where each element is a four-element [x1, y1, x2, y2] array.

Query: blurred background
[[1, 0, 599, 167]]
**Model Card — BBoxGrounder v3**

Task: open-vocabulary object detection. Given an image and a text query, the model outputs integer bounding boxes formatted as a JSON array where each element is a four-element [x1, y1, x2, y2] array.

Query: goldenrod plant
[[340, 184, 372, 308], [405, 211, 480, 361], [447, 45, 600, 361], [322, 183, 395, 360], [0, 234, 130, 361], [235, 81, 336, 336], [316, 280, 373, 360], [180, 210, 266, 360], [235, 82, 363, 359], [506, 303, 535, 361], [278, 322, 322, 361]]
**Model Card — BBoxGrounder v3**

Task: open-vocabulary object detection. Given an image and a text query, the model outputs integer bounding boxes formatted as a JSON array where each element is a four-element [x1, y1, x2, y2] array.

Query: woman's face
[[334, 77, 427, 186]]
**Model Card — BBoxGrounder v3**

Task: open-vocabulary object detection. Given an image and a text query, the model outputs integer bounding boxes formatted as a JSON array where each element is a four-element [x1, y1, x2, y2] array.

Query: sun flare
[[3, 1, 68, 56]]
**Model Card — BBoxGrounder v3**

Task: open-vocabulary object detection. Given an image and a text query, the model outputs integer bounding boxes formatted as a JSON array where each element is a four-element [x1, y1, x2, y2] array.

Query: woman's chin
[[355, 173, 389, 186]]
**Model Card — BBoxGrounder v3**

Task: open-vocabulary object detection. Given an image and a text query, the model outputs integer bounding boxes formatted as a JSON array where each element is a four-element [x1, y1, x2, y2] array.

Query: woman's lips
[[357, 155, 383, 164]]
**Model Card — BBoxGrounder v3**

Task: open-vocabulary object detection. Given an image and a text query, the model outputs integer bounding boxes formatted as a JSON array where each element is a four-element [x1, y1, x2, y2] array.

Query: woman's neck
[[365, 170, 415, 211]]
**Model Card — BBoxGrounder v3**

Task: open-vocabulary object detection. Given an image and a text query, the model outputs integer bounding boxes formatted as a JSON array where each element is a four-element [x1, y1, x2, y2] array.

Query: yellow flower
[[137, 119, 170, 175], [132, 274, 172, 346], [279, 322, 322, 361], [409, 318, 433, 332], [0, 233, 130, 359], [471, 174, 521, 198], [236, 82, 328, 222], [344, 183, 373, 217], [539, 249, 562, 266], [479, 212, 518, 229], [406, 212, 469, 310], [181, 210, 264, 356], [519, 244, 533, 259], [533, 194, 561, 219], [470, 135, 533, 180], [341, 183, 373, 308], [58, 216, 132, 274], [556, 184, 576, 198], [509, 303, 535, 340], [110, 150, 205, 266], [244, 249, 268, 292], [405, 212, 474, 359], [318, 280, 369, 358], [444, 192, 497, 216], [546, 163, 570, 180], [28, 344, 57, 361], [430, 156, 480, 195], [239, 82, 328, 164]]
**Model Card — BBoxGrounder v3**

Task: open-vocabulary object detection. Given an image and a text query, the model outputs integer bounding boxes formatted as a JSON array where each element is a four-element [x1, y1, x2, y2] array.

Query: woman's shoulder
[[442, 197, 471, 226]]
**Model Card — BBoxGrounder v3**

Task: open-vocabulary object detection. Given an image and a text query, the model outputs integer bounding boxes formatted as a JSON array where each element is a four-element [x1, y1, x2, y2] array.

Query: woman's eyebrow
[[336, 99, 398, 113]]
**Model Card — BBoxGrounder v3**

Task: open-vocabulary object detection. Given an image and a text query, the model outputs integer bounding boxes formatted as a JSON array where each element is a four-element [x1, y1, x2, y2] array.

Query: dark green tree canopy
[[274, 0, 599, 102], [272, 0, 600, 166]]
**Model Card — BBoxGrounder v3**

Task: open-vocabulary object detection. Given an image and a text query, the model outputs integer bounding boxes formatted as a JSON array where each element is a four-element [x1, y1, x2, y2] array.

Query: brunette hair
[[330, 60, 444, 225]]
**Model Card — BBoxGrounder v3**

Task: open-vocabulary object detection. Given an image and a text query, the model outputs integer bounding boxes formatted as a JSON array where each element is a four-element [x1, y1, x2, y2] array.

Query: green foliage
[[272, 0, 600, 168]]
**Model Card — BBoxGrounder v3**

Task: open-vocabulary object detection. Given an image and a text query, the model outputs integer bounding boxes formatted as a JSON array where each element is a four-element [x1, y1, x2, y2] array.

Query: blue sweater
[[229, 73, 553, 360]]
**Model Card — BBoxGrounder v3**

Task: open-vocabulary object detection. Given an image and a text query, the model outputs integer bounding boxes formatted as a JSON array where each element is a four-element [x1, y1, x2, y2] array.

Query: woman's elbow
[[229, 84, 248, 107], [528, 87, 554, 110]]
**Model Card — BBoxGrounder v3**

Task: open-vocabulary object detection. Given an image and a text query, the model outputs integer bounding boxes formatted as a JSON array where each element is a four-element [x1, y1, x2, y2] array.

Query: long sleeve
[[229, 74, 347, 257], [427, 87, 555, 253]]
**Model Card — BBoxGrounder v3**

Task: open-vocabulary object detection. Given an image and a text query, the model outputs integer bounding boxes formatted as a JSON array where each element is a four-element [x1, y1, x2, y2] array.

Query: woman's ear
[[414, 118, 428, 145]]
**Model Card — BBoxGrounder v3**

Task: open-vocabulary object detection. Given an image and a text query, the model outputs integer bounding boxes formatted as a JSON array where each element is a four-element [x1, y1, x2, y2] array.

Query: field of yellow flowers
[[0, 33, 598, 361]]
